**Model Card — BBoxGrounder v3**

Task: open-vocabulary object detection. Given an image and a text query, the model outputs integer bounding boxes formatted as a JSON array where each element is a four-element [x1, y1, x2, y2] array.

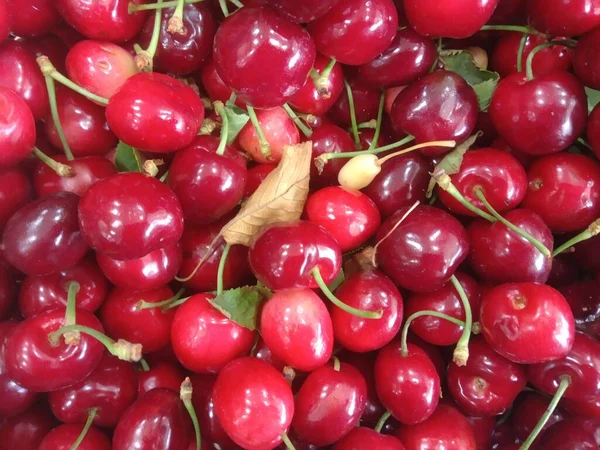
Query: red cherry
[[480, 282, 575, 364], [536, 418, 599, 450], [23, 35, 68, 75], [214, 357, 294, 450], [0, 86, 36, 168], [333, 427, 406, 450], [48, 353, 138, 428], [573, 27, 600, 89], [78, 172, 184, 261], [510, 391, 566, 442], [244, 163, 277, 197], [527, 0, 600, 36], [0, 264, 16, 321], [0, 0, 8, 43], [560, 281, 600, 339], [198, 57, 239, 106], [213, 6, 316, 108], [267, 0, 341, 23], [328, 77, 381, 128], [589, 102, 600, 159], [464, 415, 495, 450], [39, 423, 111, 450], [171, 294, 255, 374], [8, 0, 60, 37], [0, 402, 55, 450], [138, 360, 183, 395], [488, 0, 526, 24], [0, 166, 33, 233]]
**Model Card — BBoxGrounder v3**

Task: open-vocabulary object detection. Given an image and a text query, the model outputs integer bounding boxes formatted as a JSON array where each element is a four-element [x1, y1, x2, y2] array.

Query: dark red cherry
[[390, 71, 478, 157], [0, 0, 8, 43], [39, 423, 111, 450], [213, 6, 316, 108], [0, 39, 49, 120], [244, 163, 276, 197], [522, 152, 600, 232], [138, 2, 216, 75], [488, 0, 526, 24], [198, 57, 239, 105], [106, 72, 204, 153], [536, 418, 599, 450], [78, 172, 184, 261], [112, 388, 191, 450], [490, 72, 587, 156], [574, 27, 600, 89], [589, 102, 600, 159], [138, 360, 183, 395], [464, 415, 495, 450], [171, 293, 255, 374], [66, 40, 138, 100], [560, 281, 600, 339], [214, 357, 294, 450], [8, 0, 60, 37], [480, 282, 575, 364], [49, 353, 138, 428], [467, 209, 554, 284], [2, 192, 88, 276], [375, 341, 440, 425], [0, 86, 36, 168], [55, 0, 149, 42], [0, 265, 16, 321], [404, 271, 480, 346], [23, 36, 67, 76], [167, 135, 247, 225], [328, 76, 381, 129], [261, 288, 333, 372], [308, 0, 398, 66], [0, 166, 33, 233], [292, 361, 367, 446], [395, 404, 476, 450], [4, 308, 105, 392], [0, 402, 55, 450], [249, 220, 342, 290], [511, 391, 566, 442], [375, 205, 470, 293], [333, 427, 406, 450], [267, 0, 341, 23], [528, 0, 600, 36], [332, 270, 403, 352], [404, 0, 498, 38]]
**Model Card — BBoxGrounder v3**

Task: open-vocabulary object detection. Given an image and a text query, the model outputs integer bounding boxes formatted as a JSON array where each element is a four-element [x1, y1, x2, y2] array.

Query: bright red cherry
[[106, 72, 204, 153], [527, 0, 600, 36], [333, 427, 406, 450], [511, 391, 566, 442], [171, 294, 255, 374], [8, 0, 60, 37], [213, 6, 316, 108], [0, 166, 32, 233], [328, 76, 381, 128], [214, 357, 294, 450], [0, 86, 36, 168], [138, 360, 183, 395], [0, 403, 55, 450], [39, 423, 111, 450], [78, 172, 184, 261], [198, 57, 239, 106], [480, 282, 575, 364], [307, 121, 356, 188]]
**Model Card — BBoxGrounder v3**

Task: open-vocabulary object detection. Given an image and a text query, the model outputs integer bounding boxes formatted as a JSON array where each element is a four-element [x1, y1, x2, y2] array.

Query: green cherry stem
[[311, 266, 383, 319], [39, 69, 74, 161], [525, 40, 578, 81], [64, 281, 81, 327], [344, 80, 361, 150], [69, 407, 98, 450], [129, 0, 202, 12], [162, 296, 192, 311], [433, 172, 495, 222], [134, 0, 163, 71], [283, 104, 313, 137], [181, 377, 202, 450], [553, 219, 600, 257], [135, 287, 186, 310], [317, 135, 416, 166], [281, 432, 297, 450], [230, 0, 244, 7], [357, 120, 377, 129], [374, 411, 392, 434], [139, 358, 150, 371], [247, 105, 271, 159], [516, 33, 528, 73], [218, 0, 230, 17], [217, 242, 231, 296], [33, 147, 74, 177], [400, 310, 466, 357], [167, 0, 186, 34], [449, 275, 473, 367], [369, 90, 385, 151], [214, 101, 229, 156], [310, 57, 336, 98], [480, 24, 540, 34]]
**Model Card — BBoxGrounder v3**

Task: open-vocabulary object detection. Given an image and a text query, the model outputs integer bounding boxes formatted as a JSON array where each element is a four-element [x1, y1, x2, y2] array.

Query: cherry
[[573, 27, 600, 90], [0, 0, 8, 43], [267, 0, 341, 23], [464, 415, 495, 450], [511, 391, 566, 442], [78, 172, 184, 261], [375, 205, 470, 293], [39, 422, 111, 450], [480, 282, 575, 364], [488, 0, 526, 24], [138, 360, 184, 395], [55, 0, 149, 42], [65, 40, 138, 99], [8, 0, 60, 37], [213, 6, 315, 108], [24, 39, 68, 81], [328, 77, 381, 129], [0, 166, 33, 233], [307, 121, 356, 188], [0, 402, 55, 450], [0, 264, 16, 320], [333, 427, 406, 450], [527, 0, 600, 37], [560, 281, 600, 339], [214, 357, 294, 449], [292, 360, 367, 446], [171, 293, 255, 374], [244, 163, 277, 197], [308, 0, 398, 66], [390, 71, 478, 157], [522, 152, 600, 232], [112, 388, 191, 450], [536, 418, 599, 450], [198, 57, 240, 106], [589, 103, 600, 159], [0, 86, 36, 168]]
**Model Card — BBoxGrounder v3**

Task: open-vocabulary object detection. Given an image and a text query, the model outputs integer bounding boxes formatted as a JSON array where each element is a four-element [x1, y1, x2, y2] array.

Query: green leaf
[[440, 50, 500, 111], [208, 286, 268, 331], [114, 141, 144, 173], [585, 87, 600, 113], [223, 105, 250, 144]]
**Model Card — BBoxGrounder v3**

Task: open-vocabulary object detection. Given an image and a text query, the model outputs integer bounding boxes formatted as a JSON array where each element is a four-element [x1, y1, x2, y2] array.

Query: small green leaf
[[208, 286, 268, 331], [585, 87, 600, 113], [115, 141, 144, 173], [223, 105, 250, 144]]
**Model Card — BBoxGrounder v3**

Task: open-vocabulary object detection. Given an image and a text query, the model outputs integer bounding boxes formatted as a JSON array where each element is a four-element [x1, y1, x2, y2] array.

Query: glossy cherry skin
[[375, 205, 470, 293], [78, 172, 184, 261], [214, 357, 294, 450], [467, 209, 554, 284], [244, 163, 277, 197], [333, 427, 406, 450], [213, 6, 315, 108], [138, 360, 183, 395], [261, 288, 333, 371], [404, 0, 498, 38], [171, 293, 255, 374], [292, 362, 367, 446], [328, 77, 381, 128], [528, 0, 600, 36], [249, 220, 342, 290], [2, 192, 88, 276], [480, 282, 575, 364], [49, 353, 138, 428], [405, 271, 480, 346], [39, 423, 111, 450], [0, 40, 49, 120], [267, 0, 340, 22], [55, 0, 149, 42], [0, 402, 55, 450], [574, 27, 600, 90], [0, 166, 32, 234], [0, 86, 36, 168], [66, 40, 138, 99], [198, 57, 239, 106], [438, 148, 527, 217], [113, 388, 191, 450], [4, 308, 105, 392], [396, 404, 476, 450], [8, 0, 60, 37], [308, 0, 398, 66], [490, 72, 587, 155], [537, 418, 599, 450], [560, 281, 600, 339], [307, 121, 356, 188], [0, 0, 8, 42], [390, 71, 478, 157], [522, 152, 600, 232], [511, 391, 566, 442]]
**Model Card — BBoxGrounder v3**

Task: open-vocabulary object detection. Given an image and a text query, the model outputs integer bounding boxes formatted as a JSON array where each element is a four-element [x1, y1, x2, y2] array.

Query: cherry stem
[[433, 172, 495, 221], [344, 80, 361, 150], [199, 118, 218, 136], [449, 275, 473, 367], [283, 104, 313, 137], [180, 377, 202, 450], [377, 140, 456, 166], [519, 375, 571, 450], [525, 40, 578, 81], [135, 0, 163, 71], [217, 242, 231, 296], [41, 72, 74, 161], [48, 325, 143, 362], [64, 281, 81, 327], [135, 287, 186, 310], [473, 187, 552, 259], [230, 0, 244, 7], [167, 0, 186, 34], [480, 24, 540, 34], [69, 407, 98, 450], [309, 57, 336, 99], [218, 0, 230, 17], [400, 310, 466, 357], [163, 295, 192, 311], [332, 356, 341, 372], [374, 411, 392, 434], [159, 170, 169, 183], [357, 120, 377, 129], [247, 105, 271, 159], [516, 33, 528, 73], [139, 358, 150, 371], [214, 101, 229, 156], [321, 135, 416, 162], [552, 219, 600, 256], [369, 91, 385, 151], [129, 0, 202, 12], [372, 200, 420, 267], [281, 432, 297, 450], [311, 266, 383, 319], [33, 147, 74, 177]]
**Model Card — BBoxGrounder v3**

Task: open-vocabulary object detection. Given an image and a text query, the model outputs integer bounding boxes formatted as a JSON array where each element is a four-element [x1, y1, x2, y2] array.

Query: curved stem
[[525, 40, 577, 81], [181, 378, 201, 450], [162, 295, 192, 311], [167, 0, 186, 34], [480, 24, 540, 34], [281, 432, 297, 450], [64, 281, 80, 327], [217, 243, 231, 296], [247, 105, 271, 159], [433, 173, 496, 222], [369, 91, 385, 151], [400, 310, 465, 357], [33, 147, 74, 177], [283, 104, 312, 137], [136, 287, 186, 310], [344, 80, 361, 150], [516, 33, 528, 73], [69, 408, 98, 450], [135, 0, 164, 71], [214, 101, 229, 156], [230, 0, 244, 7], [449, 275, 473, 367], [377, 140, 456, 166], [553, 219, 600, 256], [310, 58, 336, 98], [43, 75, 74, 161], [218, 0, 230, 17], [139, 358, 150, 371], [129, 0, 202, 12], [311, 267, 382, 319], [519, 376, 571, 450], [321, 135, 415, 161], [374, 411, 392, 434]]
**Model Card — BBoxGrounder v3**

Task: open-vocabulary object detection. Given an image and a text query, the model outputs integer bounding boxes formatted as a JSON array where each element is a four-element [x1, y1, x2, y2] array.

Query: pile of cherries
[[2, 0, 600, 449]]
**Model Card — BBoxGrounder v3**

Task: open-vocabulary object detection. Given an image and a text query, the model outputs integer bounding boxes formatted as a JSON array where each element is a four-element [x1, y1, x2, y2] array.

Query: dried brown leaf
[[222, 142, 312, 246]]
